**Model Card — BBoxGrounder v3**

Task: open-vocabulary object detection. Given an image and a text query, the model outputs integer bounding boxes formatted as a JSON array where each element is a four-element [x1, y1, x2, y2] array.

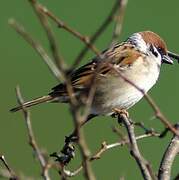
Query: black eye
[[157, 47, 165, 55], [149, 45, 158, 57]]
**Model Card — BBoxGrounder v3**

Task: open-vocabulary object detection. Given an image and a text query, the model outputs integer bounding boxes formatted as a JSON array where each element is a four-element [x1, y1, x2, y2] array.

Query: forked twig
[[38, 0, 127, 69], [15, 86, 50, 180], [9, 18, 78, 106], [28, 0, 80, 106], [60, 130, 159, 178], [29, 1, 96, 178], [37, 4, 100, 60]]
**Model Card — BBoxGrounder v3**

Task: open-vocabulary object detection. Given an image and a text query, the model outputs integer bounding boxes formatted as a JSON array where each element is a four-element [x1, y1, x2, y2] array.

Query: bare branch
[[28, 0, 80, 106], [71, 110, 96, 180], [118, 113, 154, 180], [61, 130, 159, 178], [37, 4, 100, 60], [111, 0, 128, 46], [37, 1, 100, 177], [9, 18, 78, 106], [28, 0, 66, 75], [62, 166, 83, 178], [158, 124, 179, 180], [91, 132, 159, 161], [8, 19, 62, 81], [9, 1, 179, 180], [74, 0, 126, 67], [15, 86, 51, 180]]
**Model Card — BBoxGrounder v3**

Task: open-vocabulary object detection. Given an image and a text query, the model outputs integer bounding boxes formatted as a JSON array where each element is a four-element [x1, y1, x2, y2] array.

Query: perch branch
[[158, 124, 179, 180], [119, 113, 154, 180]]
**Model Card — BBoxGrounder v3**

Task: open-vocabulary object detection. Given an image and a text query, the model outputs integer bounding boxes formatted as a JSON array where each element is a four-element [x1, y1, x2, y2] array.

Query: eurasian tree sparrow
[[10, 31, 179, 120]]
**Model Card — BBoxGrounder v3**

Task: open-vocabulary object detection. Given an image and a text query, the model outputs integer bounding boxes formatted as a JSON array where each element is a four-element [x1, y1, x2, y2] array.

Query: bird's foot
[[111, 108, 130, 124], [112, 108, 129, 118]]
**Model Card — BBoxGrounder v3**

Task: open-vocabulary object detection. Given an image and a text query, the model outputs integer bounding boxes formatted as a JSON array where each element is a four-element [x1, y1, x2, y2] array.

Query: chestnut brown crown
[[140, 31, 167, 56]]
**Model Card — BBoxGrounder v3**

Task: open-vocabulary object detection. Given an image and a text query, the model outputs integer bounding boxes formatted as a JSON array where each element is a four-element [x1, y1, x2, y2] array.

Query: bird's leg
[[50, 114, 96, 165], [65, 114, 97, 143], [111, 108, 130, 124]]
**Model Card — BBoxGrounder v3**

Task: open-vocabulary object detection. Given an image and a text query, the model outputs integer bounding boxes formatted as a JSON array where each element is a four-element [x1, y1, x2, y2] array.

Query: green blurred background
[[1, 0, 179, 179]]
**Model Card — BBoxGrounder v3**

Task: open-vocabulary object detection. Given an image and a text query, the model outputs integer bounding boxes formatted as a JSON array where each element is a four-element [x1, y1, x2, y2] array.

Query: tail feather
[[10, 95, 53, 112]]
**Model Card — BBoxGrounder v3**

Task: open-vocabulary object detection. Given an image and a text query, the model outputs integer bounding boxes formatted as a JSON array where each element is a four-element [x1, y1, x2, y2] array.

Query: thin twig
[[119, 113, 154, 180], [15, 86, 50, 180], [63, 166, 83, 177], [91, 132, 159, 161], [37, 4, 100, 60], [10, 1, 177, 180], [72, 110, 96, 180], [8, 19, 62, 81], [9, 18, 78, 106], [158, 124, 179, 180], [38, 0, 98, 176], [28, 0, 66, 76], [111, 0, 128, 46], [79, 61, 103, 125], [61, 131, 160, 177], [29, 0, 80, 106], [0, 154, 18, 179], [73, 0, 126, 67], [68, 58, 108, 179]]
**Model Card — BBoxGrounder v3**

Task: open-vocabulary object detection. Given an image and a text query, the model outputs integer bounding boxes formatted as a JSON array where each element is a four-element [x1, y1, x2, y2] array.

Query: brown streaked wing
[[50, 43, 143, 95]]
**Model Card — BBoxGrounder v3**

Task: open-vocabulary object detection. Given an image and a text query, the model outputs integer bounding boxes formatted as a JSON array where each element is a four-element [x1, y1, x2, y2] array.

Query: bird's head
[[127, 31, 179, 65]]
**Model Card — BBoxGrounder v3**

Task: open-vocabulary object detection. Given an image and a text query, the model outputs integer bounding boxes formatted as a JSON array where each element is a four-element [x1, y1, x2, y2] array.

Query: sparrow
[[10, 31, 179, 120]]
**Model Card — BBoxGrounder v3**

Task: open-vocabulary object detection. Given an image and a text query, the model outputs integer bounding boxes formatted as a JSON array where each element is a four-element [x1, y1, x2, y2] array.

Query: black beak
[[167, 51, 179, 63], [162, 55, 173, 64]]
